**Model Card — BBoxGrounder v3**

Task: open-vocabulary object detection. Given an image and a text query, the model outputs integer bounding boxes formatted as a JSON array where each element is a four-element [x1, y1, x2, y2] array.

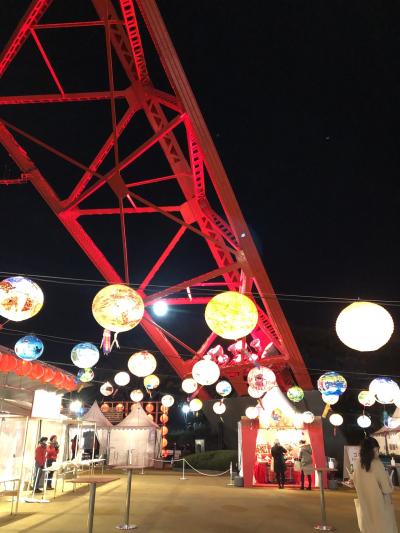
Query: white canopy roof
[[115, 403, 159, 429], [82, 401, 113, 427]]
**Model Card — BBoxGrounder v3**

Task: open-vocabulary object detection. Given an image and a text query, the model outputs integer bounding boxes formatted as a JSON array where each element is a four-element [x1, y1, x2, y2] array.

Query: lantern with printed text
[[204, 291, 258, 339], [14, 335, 44, 361], [92, 284, 144, 332], [247, 366, 276, 392], [0, 276, 44, 321], [248, 386, 265, 399], [317, 372, 347, 398], [128, 351, 157, 377], [71, 342, 99, 369]]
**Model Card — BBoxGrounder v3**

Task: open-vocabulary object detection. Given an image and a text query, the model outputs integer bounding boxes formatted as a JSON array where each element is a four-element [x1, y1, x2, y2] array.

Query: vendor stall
[[373, 407, 400, 455]]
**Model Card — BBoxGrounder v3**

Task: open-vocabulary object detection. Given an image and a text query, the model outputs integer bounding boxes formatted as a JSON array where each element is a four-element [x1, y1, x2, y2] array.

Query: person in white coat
[[353, 436, 398, 533]]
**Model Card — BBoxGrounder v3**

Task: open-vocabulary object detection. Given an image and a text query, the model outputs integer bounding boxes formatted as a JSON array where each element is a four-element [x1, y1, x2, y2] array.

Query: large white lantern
[[0, 276, 44, 321], [248, 386, 265, 399], [336, 301, 394, 351], [71, 342, 99, 369], [192, 358, 220, 386], [247, 366, 276, 392], [189, 398, 203, 412], [329, 413, 343, 427], [369, 377, 400, 404], [92, 284, 144, 333], [130, 389, 144, 402], [216, 380, 232, 397], [245, 406, 259, 419], [100, 381, 114, 396], [128, 351, 157, 377], [302, 411, 315, 424], [182, 378, 198, 394], [358, 390, 376, 407], [213, 401, 226, 415], [114, 371, 130, 386], [357, 415, 372, 429], [161, 395, 175, 408]]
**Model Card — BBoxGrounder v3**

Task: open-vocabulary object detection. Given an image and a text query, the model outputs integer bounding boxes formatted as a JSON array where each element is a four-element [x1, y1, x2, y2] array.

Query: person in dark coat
[[299, 440, 313, 490], [271, 439, 287, 489], [32, 437, 48, 492]]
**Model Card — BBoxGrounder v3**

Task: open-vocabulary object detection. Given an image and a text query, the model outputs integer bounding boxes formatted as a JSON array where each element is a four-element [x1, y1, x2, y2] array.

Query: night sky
[[1, 1, 400, 435]]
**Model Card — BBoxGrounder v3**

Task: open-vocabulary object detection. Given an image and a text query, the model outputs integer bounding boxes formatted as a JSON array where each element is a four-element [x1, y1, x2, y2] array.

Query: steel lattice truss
[[0, 0, 312, 397]]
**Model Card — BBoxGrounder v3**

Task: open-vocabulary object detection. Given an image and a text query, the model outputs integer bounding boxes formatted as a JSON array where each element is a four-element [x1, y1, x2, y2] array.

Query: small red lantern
[[162, 437, 168, 448], [145, 403, 154, 413], [0, 354, 17, 373], [28, 362, 45, 380], [14, 359, 32, 376], [116, 403, 124, 413], [42, 367, 55, 383], [160, 405, 169, 414], [51, 371, 65, 388], [160, 414, 169, 424], [100, 403, 110, 413], [161, 426, 168, 436]]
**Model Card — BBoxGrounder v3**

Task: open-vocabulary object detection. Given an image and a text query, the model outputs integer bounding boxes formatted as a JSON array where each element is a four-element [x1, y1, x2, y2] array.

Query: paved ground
[[0, 470, 399, 532]]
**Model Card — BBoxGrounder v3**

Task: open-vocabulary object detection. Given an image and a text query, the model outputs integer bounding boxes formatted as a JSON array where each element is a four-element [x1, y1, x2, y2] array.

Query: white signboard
[[343, 445, 360, 479], [31, 389, 63, 419]]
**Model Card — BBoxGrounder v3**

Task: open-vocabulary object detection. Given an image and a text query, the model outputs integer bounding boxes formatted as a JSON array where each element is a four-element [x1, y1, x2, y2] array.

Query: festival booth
[[373, 407, 400, 455], [239, 385, 327, 488], [77, 400, 113, 460], [108, 403, 161, 466]]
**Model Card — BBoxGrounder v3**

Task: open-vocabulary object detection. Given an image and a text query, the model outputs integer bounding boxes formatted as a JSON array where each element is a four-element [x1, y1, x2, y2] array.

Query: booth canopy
[[116, 403, 159, 429], [82, 401, 113, 427]]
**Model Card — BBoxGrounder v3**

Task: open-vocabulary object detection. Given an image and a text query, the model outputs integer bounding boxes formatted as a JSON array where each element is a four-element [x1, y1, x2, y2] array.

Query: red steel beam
[[30, 29, 64, 95], [0, 91, 127, 105], [119, 0, 150, 83], [78, 206, 181, 216]]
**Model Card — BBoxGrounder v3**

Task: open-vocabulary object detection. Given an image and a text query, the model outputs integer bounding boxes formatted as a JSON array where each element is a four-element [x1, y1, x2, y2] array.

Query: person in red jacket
[[32, 437, 48, 493], [46, 435, 59, 489]]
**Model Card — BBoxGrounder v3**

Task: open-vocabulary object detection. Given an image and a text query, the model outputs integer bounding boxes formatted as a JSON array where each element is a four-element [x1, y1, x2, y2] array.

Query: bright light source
[[70, 400, 82, 413], [152, 300, 169, 317], [182, 404, 190, 414]]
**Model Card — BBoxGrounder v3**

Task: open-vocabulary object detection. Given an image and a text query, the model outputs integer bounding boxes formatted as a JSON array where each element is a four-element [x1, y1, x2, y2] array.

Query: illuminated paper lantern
[[248, 386, 265, 399], [71, 342, 99, 369], [162, 438, 168, 448], [369, 377, 399, 404], [130, 389, 144, 402], [322, 393, 339, 406], [216, 380, 232, 397], [161, 426, 168, 436], [145, 403, 154, 413], [77, 368, 94, 383], [144, 374, 160, 390], [114, 371, 130, 386], [287, 386, 304, 403], [14, 335, 44, 361], [70, 400, 82, 413], [358, 390, 376, 407], [213, 401, 226, 415], [160, 405, 169, 414], [317, 372, 347, 397], [357, 415, 372, 428], [302, 411, 315, 424], [245, 406, 259, 419], [182, 378, 198, 394], [247, 366, 276, 392], [100, 381, 114, 396], [336, 301, 394, 351], [189, 398, 203, 412], [192, 358, 220, 386], [329, 413, 343, 427], [161, 395, 174, 408], [92, 284, 144, 332], [160, 414, 169, 423], [204, 291, 258, 340], [0, 276, 44, 322], [100, 403, 110, 413], [128, 351, 157, 377], [116, 403, 124, 413]]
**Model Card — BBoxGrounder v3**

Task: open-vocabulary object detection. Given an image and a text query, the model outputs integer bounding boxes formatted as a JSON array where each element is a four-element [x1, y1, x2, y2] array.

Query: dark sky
[[0, 1, 399, 430]]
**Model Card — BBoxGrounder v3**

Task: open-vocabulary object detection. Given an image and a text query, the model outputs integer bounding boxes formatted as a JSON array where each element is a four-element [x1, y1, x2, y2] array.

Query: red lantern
[[42, 367, 55, 383], [0, 354, 17, 373], [116, 403, 124, 413], [145, 403, 154, 413], [28, 362, 45, 380], [14, 359, 32, 376], [160, 405, 169, 414], [160, 414, 169, 424], [162, 437, 168, 448], [66, 377, 77, 391], [161, 426, 168, 436], [51, 371, 65, 388]]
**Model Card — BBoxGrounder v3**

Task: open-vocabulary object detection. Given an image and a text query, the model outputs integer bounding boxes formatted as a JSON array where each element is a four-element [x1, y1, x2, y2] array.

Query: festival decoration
[[130, 389, 144, 402], [100, 381, 114, 396], [286, 386, 304, 403], [92, 284, 144, 332], [369, 377, 400, 404], [160, 414, 169, 423], [302, 411, 315, 424], [27, 362, 45, 380], [100, 403, 110, 413], [145, 403, 154, 413], [189, 398, 203, 412], [0, 276, 44, 321], [317, 372, 347, 397], [182, 404, 190, 414], [162, 438, 168, 449], [128, 351, 157, 378], [114, 371, 130, 386], [192, 357, 220, 386], [204, 291, 258, 339], [77, 368, 94, 383], [71, 342, 99, 369], [329, 413, 343, 426], [322, 393, 340, 406], [182, 378, 198, 394], [247, 366, 276, 392], [248, 386, 265, 399], [216, 380, 232, 397], [336, 301, 394, 352], [115, 403, 124, 413], [213, 401, 226, 415], [357, 415, 372, 429], [144, 374, 160, 390], [161, 426, 168, 436], [14, 359, 32, 377], [161, 395, 174, 408], [160, 405, 169, 414], [358, 390, 376, 407], [69, 400, 82, 413], [245, 406, 259, 419], [14, 335, 44, 361]]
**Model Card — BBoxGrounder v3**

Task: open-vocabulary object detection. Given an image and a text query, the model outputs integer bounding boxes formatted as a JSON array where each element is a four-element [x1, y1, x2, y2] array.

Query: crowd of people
[[32, 435, 59, 493], [269, 439, 313, 489]]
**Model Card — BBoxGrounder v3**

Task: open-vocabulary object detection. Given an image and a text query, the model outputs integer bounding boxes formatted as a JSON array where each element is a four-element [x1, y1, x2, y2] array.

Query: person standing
[[33, 437, 48, 493], [46, 435, 59, 489], [353, 437, 398, 533], [299, 440, 313, 490], [271, 440, 287, 489]]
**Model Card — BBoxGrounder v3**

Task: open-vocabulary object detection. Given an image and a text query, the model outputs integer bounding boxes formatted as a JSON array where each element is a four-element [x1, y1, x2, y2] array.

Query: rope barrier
[[183, 460, 230, 477]]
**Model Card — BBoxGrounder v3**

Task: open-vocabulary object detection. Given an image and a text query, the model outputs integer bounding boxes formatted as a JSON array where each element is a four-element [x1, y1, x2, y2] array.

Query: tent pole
[[16, 416, 29, 512]]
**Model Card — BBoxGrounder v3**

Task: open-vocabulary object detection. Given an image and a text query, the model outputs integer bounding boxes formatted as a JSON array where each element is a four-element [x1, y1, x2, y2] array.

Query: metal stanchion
[[227, 462, 234, 486], [88, 483, 96, 533], [115, 467, 137, 530], [314, 469, 335, 531], [180, 459, 187, 480]]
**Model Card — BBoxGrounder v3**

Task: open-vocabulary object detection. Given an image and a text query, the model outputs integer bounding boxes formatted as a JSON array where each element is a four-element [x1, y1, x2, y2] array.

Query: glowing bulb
[[70, 400, 82, 413], [152, 300, 169, 317], [182, 404, 190, 414]]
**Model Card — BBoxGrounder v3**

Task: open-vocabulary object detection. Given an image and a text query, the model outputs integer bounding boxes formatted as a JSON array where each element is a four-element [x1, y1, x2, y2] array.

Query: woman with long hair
[[353, 437, 398, 533]]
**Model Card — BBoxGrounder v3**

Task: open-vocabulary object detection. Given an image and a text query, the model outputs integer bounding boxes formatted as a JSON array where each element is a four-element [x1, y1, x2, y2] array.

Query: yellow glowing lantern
[[92, 284, 144, 333], [145, 403, 154, 413], [128, 351, 157, 377], [204, 291, 258, 340], [0, 276, 44, 321], [160, 414, 169, 424], [189, 398, 203, 412], [144, 374, 160, 390], [161, 426, 168, 436], [100, 403, 110, 413], [162, 438, 168, 448], [336, 301, 394, 352], [160, 405, 169, 414], [115, 403, 124, 413]]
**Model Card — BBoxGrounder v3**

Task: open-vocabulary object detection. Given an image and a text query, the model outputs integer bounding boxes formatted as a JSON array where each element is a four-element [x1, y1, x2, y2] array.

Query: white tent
[[108, 403, 161, 466], [81, 401, 113, 459], [373, 407, 400, 455]]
